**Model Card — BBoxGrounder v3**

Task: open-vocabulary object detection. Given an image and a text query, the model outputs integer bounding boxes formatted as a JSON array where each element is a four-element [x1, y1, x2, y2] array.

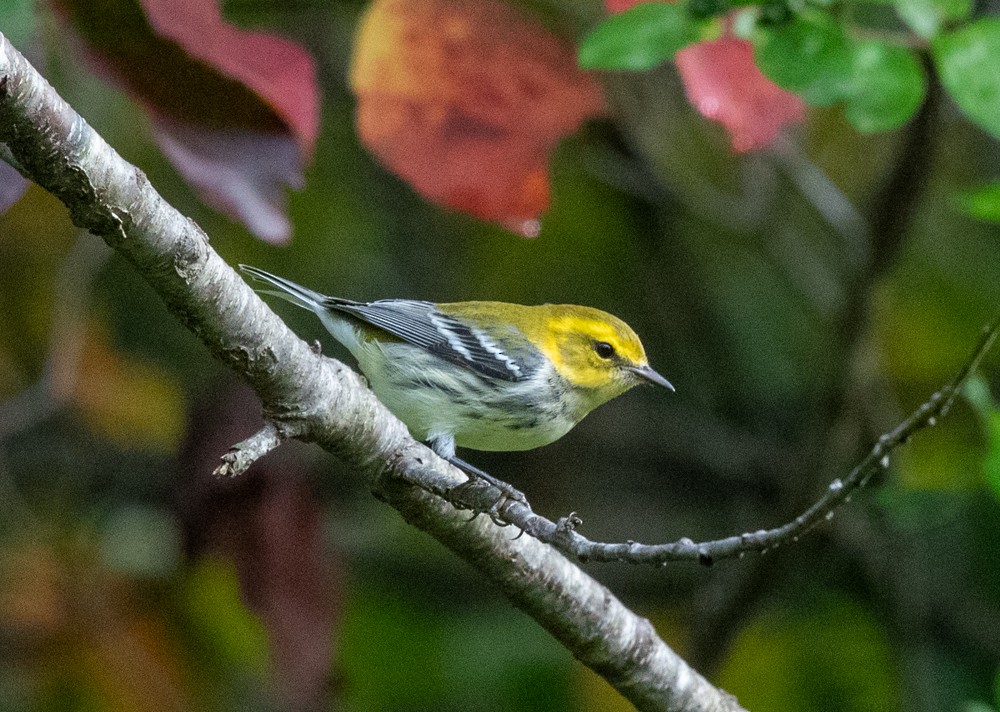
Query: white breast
[[354, 341, 578, 453]]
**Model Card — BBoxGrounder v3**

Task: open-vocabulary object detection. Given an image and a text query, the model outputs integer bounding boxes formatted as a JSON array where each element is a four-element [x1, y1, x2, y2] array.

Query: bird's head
[[532, 305, 673, 412]]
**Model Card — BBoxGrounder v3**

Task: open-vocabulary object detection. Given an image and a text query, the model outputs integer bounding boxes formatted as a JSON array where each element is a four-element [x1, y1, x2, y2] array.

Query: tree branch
[[0, 33, 743, 712]]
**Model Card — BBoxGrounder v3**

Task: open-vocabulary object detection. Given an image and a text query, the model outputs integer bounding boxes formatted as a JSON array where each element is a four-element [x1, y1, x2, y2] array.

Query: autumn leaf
[[350, 0, 606, 237], [176, 386, 341, 710], [1, 535, 196, 712], [676, 36, 805, 152], [0, 542, 66, 635], [605, 0, 804, 152], [73, 318, 185, 452], [53, 0, 319, 243], [605, 0, 644, 12]]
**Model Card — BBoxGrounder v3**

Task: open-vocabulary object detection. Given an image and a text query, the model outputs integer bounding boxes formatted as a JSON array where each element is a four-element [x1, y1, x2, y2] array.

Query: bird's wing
[[324, 298, 529, 382]]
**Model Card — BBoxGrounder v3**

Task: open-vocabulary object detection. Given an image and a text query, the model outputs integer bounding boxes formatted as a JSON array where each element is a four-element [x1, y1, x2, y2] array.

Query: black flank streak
[[505, 418, 540, 431]]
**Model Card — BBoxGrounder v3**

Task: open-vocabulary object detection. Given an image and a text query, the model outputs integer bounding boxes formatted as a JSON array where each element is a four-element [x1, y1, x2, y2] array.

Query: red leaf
[[141, 0, 318, 152], [350, 0, 605, 237], [54, 0, 319, 242], [233, 473, 335, 710], [605, 0, 644, 11], [676, 36, 805, 152], [177, 385, 341, 710], [604, 0, 804, 152]]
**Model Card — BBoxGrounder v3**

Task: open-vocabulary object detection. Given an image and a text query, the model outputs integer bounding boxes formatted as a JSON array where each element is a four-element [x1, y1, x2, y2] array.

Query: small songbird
[[240, 265, 673, 499]]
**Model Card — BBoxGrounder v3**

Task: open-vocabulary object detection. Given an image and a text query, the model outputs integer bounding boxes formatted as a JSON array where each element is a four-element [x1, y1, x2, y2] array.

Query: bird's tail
[[240, 264, 326, 312]]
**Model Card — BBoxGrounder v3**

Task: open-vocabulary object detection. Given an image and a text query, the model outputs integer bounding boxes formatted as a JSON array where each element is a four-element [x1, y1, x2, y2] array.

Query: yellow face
[[532, 306, 654, 400]]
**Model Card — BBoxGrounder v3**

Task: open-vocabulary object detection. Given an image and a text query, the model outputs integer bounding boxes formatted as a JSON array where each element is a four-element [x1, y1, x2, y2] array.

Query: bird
[[240, 264, 673, 507]]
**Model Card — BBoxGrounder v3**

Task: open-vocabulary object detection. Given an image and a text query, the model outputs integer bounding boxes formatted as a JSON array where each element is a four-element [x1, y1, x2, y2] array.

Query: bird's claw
[[444, 455, 529, 526], [447, 475, 528, 527]]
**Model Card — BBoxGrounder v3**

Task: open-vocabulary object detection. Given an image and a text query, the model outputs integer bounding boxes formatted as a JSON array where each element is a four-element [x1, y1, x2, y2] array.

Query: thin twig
[[213, 421, 286, 477], [435, 321, 998, 566]]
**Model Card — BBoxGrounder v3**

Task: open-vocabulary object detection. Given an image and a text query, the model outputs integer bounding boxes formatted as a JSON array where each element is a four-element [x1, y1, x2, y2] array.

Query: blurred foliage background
[[2, 0, 1000, 711]]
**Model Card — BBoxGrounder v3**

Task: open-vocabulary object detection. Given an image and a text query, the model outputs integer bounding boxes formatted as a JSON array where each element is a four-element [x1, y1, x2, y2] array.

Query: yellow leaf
[[74, 319, 185, 452]]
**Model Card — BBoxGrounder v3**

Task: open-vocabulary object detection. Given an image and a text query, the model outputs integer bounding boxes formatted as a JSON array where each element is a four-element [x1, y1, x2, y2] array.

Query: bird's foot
[[446, 456, 528, 525]]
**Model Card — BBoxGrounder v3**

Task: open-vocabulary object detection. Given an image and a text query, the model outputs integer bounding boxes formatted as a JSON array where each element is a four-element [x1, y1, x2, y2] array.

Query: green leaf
[[755, 11, 930, 132], [717, 594, 898, 712], [896, 0, 972, 39], [933, 18, 1000, 140], [844, 41, 926, 132], [578, 2, 699, 71], [753, 12, 853, 106], [963, 703, 998, 712], [0, 0, 35, 49], [957, 182, 1000, 223]]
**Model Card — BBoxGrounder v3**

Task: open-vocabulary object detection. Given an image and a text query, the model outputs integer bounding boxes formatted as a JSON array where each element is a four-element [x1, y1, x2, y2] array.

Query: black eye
[[594, 341, 616, 359]]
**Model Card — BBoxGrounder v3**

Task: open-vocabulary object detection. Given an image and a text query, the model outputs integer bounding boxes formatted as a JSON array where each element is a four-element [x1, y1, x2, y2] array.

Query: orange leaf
[[0, 543, 66, 635], [350, 0, 605, 236], [82, 614, 194, 712]]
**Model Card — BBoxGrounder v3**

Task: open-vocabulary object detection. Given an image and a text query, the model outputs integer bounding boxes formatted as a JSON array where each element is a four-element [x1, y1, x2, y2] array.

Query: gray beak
[[629, 364, 675, 391]]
